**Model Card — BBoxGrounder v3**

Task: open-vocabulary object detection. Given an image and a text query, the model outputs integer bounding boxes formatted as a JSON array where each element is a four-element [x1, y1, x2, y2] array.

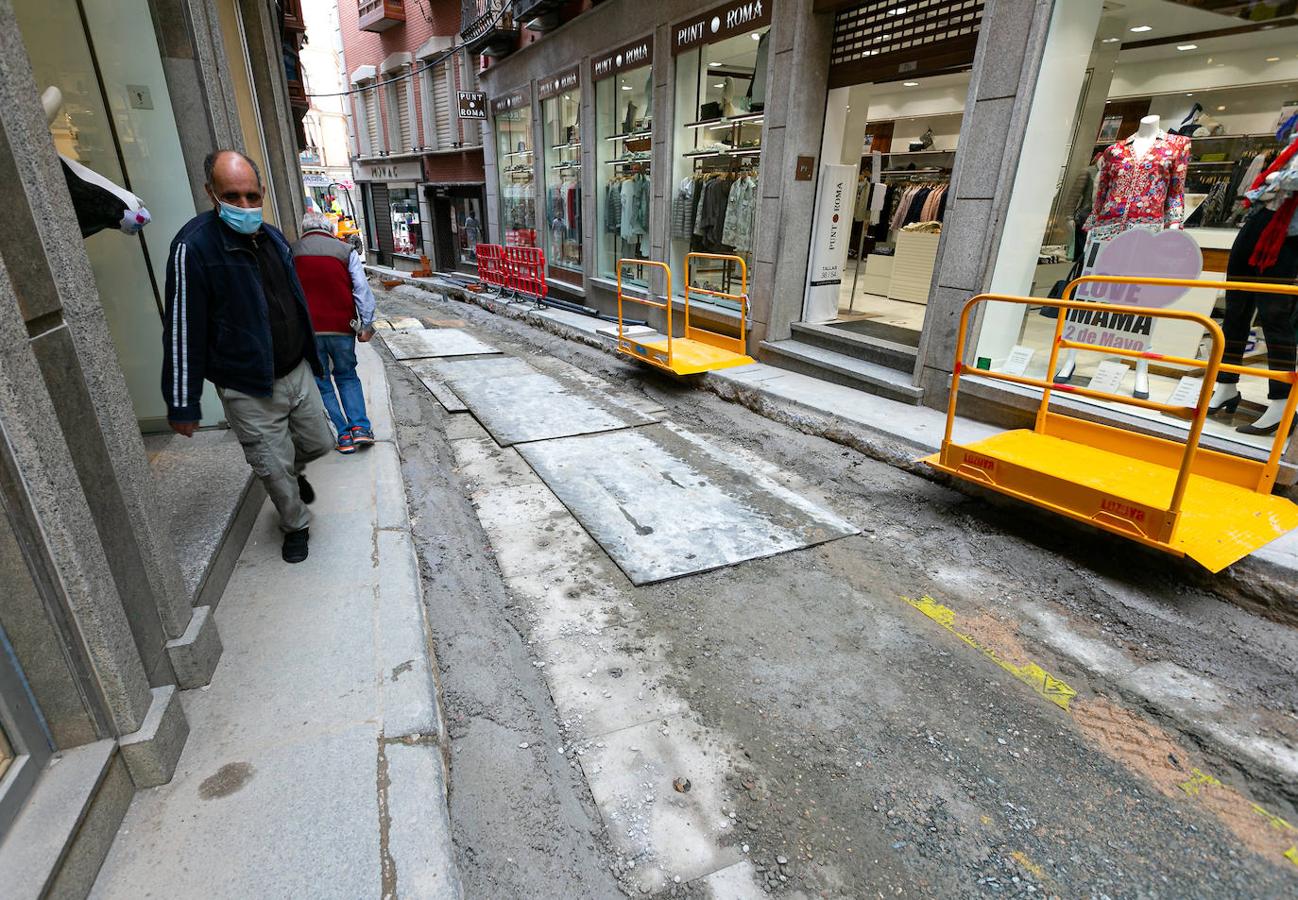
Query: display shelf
[[879, 148, 957, 156], [1094, 132, 1277, 148], [504, 149, 534, 157], [550, 141, 582, 151], [683, 147, 762, 160], [604, 129, 653, 142], [550, 162, 582, 170], [605, 157, 652, 165], [684, 113, 764, 129]]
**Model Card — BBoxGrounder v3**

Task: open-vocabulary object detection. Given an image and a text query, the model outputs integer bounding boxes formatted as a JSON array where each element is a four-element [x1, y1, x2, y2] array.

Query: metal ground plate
[[446, 370, 657, 447], [517, 423, 858, 584], [381, 328, 498, 360]]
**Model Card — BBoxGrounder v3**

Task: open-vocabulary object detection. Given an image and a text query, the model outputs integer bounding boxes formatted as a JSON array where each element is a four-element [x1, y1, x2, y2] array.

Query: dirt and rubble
[[379, 283, 1298, 897]]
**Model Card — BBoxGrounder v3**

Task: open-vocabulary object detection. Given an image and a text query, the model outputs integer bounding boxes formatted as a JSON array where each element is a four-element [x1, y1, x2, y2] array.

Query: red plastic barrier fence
[[475, 243, 506, 287], [503, 246, 548, 300]]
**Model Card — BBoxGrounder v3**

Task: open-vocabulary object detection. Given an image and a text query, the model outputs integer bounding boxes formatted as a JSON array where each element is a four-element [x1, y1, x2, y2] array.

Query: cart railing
[[617, 259, 673, 368], [684, 253, 748, 356]]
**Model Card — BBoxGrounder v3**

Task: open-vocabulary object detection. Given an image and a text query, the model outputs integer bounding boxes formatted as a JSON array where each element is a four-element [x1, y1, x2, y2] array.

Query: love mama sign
[[1063, 228, 1203, 352]]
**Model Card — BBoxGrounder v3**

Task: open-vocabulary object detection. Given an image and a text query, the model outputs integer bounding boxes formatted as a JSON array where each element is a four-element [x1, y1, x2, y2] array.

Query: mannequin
[[1208, 133, 1298, 435], [42, 86, 151, 239], [1056, 115, 1190, 398]]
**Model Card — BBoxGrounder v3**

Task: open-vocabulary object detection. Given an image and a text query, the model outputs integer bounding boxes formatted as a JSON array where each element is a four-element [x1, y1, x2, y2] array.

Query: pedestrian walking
[[161, 150, 333, 564], [291, 210, 377, 454]]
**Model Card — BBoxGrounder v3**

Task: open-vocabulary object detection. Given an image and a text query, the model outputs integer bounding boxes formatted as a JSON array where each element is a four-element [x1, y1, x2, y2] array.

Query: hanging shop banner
[[672, 0, 772, 55], [458, 91, 487, 119], [351, 159, 424, 183], [802, 164, 856, 324], [491, 88, 530, 116], [537, 65, 580, 100], [1063, 228, 1203, 353], [593, 35, 654, 81]]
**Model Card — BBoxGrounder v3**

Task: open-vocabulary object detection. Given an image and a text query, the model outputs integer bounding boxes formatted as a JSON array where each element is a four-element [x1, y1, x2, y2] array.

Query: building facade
[[340, 0, 490, 274], [299, 0, 360, 217], [0, 0, 310, 892], [472, 0, 1298, 485]]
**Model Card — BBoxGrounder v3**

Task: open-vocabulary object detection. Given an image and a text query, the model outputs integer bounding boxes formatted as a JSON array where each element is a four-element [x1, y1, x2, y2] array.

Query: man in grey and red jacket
[[290, 211, 376, 455], [161, 150, 333, 564]]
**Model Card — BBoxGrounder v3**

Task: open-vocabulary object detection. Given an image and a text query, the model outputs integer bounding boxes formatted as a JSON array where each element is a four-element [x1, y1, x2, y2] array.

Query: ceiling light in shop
[[1177, 44, 1197, 51], [708, 61, 722, 67], [1101, 37, 1121, 43], [714, 83, 726, 88], [752, 33, 761, 40], [903, 81, 919, 87], [621, 85, 632, 90], [1268, 57, 1281, 62], [1217, 105, 1227, 111], [1129, 25, 1152, 32]]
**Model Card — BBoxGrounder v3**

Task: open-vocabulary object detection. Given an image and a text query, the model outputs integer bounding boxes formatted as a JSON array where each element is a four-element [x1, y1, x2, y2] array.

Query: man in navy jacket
[[161, 150, 333, 563]]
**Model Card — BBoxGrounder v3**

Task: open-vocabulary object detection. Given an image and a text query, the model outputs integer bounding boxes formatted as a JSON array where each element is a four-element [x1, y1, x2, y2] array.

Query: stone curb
[[362, 340, 463, 899]]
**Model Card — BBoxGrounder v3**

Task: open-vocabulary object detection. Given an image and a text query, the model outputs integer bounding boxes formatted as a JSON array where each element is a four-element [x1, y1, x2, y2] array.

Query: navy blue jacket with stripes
[[161, 211, 324, 423]]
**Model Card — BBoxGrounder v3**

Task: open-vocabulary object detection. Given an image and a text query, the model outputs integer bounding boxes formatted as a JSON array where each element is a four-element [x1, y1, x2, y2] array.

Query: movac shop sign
[[593, 36, 653, 81], [458, 91, 487, 119], [351, 159, 423, 182], [673, 0, 770, 54]]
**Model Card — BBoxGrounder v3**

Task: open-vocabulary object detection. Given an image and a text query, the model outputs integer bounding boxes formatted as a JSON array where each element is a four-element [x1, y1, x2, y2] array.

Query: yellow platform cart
[[924, 275, 1298, 572], [615, 253, 755, 376]]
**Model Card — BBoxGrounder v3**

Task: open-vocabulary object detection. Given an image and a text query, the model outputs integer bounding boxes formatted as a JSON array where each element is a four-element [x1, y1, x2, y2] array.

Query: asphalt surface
[[379, 284, 1298, 898]]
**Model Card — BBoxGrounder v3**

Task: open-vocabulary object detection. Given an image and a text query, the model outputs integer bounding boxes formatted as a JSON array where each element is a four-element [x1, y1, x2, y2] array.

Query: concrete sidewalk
[[91, 343, 460, 899]]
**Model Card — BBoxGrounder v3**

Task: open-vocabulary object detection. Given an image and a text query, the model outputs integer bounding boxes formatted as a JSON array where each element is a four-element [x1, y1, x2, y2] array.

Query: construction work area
[[371, 279, 1298, 898]]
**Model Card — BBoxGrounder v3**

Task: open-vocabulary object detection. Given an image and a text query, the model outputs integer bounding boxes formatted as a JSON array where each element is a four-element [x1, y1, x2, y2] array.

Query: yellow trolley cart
[[923, 275, 1298, 572], [615, 253, 754, 376]]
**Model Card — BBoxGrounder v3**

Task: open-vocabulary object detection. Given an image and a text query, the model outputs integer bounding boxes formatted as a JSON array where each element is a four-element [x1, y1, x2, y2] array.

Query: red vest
[[291, 230, 355, 335]]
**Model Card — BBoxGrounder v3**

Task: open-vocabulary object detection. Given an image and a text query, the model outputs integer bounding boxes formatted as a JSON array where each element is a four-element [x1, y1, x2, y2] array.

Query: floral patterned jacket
[[1084, 133, 1191, 242]]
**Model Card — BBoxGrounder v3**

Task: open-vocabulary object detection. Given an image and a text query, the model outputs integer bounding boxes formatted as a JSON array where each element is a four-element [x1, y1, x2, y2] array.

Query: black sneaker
[[282, 527, 309, 563], [297, 475, 315, 504]]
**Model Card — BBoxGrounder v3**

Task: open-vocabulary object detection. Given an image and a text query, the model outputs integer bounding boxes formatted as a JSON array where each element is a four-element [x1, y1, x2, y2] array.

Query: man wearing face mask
[[161, 150, 333, 564]]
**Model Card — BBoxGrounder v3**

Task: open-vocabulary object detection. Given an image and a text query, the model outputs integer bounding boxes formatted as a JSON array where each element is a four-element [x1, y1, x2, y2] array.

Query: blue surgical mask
[[217, 201, 263, 235]]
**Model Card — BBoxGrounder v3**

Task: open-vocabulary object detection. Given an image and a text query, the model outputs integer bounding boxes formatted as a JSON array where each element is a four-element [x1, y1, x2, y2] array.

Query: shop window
[[451, 195, 486, 264], [594, 38, 652, 286], [975, 0, 1298, 453], [494, 92, 536, 248], [540, 70, 582, 279], [669, 9, 770, 307], [389, 187, 421, 256]]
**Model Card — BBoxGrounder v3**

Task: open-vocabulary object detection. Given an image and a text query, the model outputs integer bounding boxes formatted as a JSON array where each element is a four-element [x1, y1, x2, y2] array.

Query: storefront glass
[[540, 71, 582, 278], [388, 186, 421, 256], [493, 92, 537, 248], [594, 38, 653, 286], [14, 0, 218, 430], [669, 4, 771, 308], [978, 0, 1298, 453], [451, 195, 485, 264]]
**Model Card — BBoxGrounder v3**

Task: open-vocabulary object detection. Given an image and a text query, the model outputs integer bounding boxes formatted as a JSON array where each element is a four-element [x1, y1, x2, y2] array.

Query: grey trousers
[[218, 360, 335, 532]]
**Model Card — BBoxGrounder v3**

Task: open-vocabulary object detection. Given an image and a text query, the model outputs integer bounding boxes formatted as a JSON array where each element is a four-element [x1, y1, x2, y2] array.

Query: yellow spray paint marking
[[1253, 804, 1296, 833], [1010, 851, 1046, 880], [904, 595, 1298, 872], [904, 596, 1077, 711], [1178, 768, 1222, 798]]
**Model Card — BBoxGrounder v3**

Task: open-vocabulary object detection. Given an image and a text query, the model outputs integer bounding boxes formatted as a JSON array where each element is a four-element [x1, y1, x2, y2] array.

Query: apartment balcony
[[461, 0, 519, 58], [358, 0, 406, 32], [513, 0, 566, 32]]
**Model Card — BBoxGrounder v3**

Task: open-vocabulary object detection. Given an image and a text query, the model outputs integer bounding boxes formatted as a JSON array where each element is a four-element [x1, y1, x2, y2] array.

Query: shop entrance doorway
[[806, 72, 966, 350]]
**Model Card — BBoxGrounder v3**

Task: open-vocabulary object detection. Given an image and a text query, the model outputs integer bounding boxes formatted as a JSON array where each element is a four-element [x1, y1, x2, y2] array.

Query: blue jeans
[[314, 334, 370, 436]]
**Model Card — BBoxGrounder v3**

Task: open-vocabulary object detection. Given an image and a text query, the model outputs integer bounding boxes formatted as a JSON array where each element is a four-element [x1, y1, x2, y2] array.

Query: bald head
[[204, 150, 264, 210]]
